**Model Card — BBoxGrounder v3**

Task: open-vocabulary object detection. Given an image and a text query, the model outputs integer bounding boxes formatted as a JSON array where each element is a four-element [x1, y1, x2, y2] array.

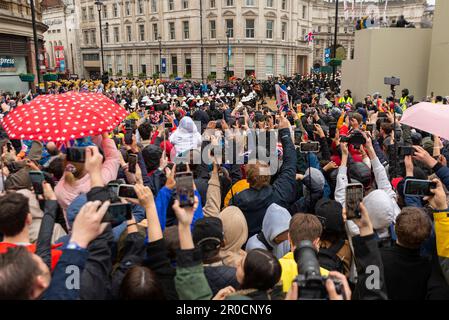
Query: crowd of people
[[0, 74, 448, 301]]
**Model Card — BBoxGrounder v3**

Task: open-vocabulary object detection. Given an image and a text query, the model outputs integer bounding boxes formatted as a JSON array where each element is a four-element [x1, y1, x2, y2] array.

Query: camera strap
[[256, 232, 273, 251]]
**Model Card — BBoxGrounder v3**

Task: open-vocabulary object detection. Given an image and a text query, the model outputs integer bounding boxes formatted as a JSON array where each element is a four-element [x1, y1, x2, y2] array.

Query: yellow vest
[[224, 179, 250, 207], [279, 252, 329, 293], [339, 96, 353, 105], [400, 96, 408, 111]]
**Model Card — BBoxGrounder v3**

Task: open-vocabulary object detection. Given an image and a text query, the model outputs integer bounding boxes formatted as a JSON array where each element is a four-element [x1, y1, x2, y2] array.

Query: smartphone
[[366, 123, 375, 133], [329, 123, 337, 139], [399, 146, 415, 156], [164, 120, 173, 129], [124, 130, 133, 145], [103, 203, 133, 227], [175, 172, 195, 208], [404, 179, 437, 197], [29, 171, 45, 195], [128, 153, 137, 174], [107, 183, 119, 197], [345, 183, 364, 220], [66, 147, 86, 163], [294, 129, 302, 146], [118, 184, 138, 199], [378, 112, 387, 119], [299, 142, 320, 153]]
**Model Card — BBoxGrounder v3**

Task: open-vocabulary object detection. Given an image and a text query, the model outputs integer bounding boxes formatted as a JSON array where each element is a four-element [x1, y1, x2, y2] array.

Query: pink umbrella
[[400, 102, 449, 140]]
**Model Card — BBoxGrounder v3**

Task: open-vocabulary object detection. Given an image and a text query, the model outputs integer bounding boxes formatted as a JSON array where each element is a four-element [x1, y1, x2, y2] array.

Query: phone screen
[[66, 147, 86, 163], [404, 179, 436, 197], [103, 203, 132, 227], [29, 171, 45, 195], [175, 172, 195, 208], [299, 142, 320, 153], [366, 124, 374, 133], [118, 184, 138, 199], [400, 146, 415, 156], [128, 154, 137, 174], [345, 184, 364, 220]]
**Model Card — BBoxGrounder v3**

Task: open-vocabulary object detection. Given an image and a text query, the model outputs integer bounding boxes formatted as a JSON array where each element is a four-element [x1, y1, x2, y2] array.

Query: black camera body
[[341, 130, 366, 149], [293, 240, 343, 300]]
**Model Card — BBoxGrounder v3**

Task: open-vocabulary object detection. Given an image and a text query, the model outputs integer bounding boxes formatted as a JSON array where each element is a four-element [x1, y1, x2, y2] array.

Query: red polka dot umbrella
[[1, 92, 128, 142]]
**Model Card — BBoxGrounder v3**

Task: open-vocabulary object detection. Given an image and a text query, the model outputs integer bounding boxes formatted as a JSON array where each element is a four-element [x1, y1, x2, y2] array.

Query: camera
[[384, 77, 400, 86], [341, 131, 366, 149], [293, 240, 343, 300]]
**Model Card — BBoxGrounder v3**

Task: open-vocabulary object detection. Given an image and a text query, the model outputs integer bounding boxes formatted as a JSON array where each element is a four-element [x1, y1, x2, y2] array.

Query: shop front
[[0, 34, 31, 93]]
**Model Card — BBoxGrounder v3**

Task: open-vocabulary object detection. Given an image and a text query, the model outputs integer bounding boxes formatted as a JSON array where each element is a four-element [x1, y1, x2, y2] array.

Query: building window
[[104, 28, 109, 43], [153, 54, 159, 74], [82, 7, 87, 21], [171, 55, 178, 75], [209, 53, 216, 76], [226, 0, 234, 6], [151, 0, 157, 12], [183, 0, 189, 9], [137, 0, 144, 14], [185, 55, 192, 75], [210, 0, 216, 8], [153, 24, 159, 40], [126, 25, 132, 42], [113, 3, 118, 17], [281, 22, 287, 41], [282, 0, 287, 10], [125, 1, 131, 16], [139, 24, 145, 41], [280, 54, 287, 75], [88, 6, 94, 20], [128, 64, 133, 75], [169, 22, 175, 40], [168, 0, 174, 11], [266, 20, 273, 39], [102, 5, 107, 18], [226, 19, 234, 38], [246, 0, 254, 6], [246, 19, 255, 38], [90, 30, 96, 45], [83, 30, 89, 44], [265, 54, 274, 76], [245, 53, 255, 77], [114, 26, 120, 43], [267, 0, 273, 8], [116, 55, 122, 74], [210, 20, 216, 39], [141, 63, 147, 75], [183, 21, 189, 39], [302, 5, 306, 19]]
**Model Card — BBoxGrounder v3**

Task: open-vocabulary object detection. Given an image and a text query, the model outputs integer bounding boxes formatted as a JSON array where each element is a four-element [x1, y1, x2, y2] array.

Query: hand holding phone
[[103, 203, 133, 228], [66, 147, 86, 163], [299, 142, 320, 153], [404, 179, 437, 197]]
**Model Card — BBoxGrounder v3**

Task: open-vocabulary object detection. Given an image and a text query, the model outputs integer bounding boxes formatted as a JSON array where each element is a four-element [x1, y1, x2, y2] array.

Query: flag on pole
[[304, 32, 315, 43], [275, 84, 289, 112], [344, 0, 349, 21]]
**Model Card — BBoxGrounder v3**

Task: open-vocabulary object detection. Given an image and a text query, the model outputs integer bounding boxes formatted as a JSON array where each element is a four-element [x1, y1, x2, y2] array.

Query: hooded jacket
[[246, 203, 291, 259], [169, 117, 202, 155], [219, 206, 248, 268]]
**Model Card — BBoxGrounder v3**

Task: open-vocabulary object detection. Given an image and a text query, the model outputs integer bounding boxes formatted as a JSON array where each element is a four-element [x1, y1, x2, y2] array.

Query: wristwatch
[[66, 242, 86, 251]]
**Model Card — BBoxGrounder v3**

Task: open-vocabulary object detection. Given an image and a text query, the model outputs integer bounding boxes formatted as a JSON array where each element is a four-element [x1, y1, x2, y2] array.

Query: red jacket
[[0, 242, 63, 270]]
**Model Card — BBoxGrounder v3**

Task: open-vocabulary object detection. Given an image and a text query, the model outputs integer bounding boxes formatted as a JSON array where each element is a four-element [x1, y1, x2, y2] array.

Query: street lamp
[[158, 35, 162, 80], [332, 0, 339, 82], [225, 29, 231, 82], [29, 0, 41, 89], [95, 1, 105, 76]]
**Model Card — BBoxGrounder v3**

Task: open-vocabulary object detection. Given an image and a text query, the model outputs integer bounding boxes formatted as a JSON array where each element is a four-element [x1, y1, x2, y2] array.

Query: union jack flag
[[304, 32, 315, 43]]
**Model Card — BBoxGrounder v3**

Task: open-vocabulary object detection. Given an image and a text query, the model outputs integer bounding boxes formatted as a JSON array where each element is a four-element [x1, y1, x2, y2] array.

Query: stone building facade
[[0, 0, 47, 91], [76, 0, 434, 80]]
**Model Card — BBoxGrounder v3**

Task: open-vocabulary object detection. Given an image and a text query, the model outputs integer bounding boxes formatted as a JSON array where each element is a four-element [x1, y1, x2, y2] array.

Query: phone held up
[[299, 141, 320, 153], [29, 171, 45, 195], [345, 183, 364, 220], [403, 179, 437, 197], [66, 147, 86, 163], [103, 203, 133, 227], [175, 172, 195, 208]]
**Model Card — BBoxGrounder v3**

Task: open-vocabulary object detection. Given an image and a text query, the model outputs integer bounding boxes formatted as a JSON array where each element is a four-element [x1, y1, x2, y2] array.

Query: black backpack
[[318, 240, 346, 273]]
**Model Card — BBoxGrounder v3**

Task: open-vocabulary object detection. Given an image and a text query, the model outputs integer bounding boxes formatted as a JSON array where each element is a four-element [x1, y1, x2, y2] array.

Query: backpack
[[318, 239, 345, 273]]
